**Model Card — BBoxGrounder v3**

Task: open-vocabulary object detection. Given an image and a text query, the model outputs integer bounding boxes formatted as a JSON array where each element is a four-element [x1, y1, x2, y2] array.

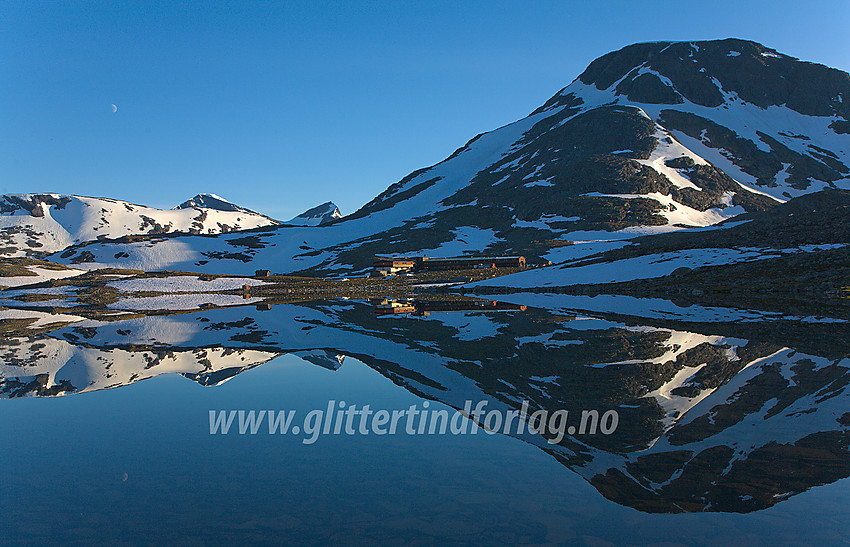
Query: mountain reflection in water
[[2, 295, 849, 516]]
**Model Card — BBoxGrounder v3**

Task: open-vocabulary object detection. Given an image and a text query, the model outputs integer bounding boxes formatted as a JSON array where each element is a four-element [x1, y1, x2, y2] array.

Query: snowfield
[[472, 244, 847, 289], [0, 193, 278, 258], [106, 275, 269, 293], [0, 266, 85, 288]]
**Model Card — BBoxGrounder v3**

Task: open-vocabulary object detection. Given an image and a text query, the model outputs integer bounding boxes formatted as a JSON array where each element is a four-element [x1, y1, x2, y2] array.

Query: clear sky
[[3, 1, 849, 220]]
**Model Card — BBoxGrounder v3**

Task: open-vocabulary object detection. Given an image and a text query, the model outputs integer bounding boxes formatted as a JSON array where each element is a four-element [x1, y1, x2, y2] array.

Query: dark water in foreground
[[2, 296, 850, 545]]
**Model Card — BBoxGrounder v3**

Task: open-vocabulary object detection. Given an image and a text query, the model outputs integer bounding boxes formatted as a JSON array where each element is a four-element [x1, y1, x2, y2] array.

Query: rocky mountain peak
[[174, 193, 258, 214], [573, 39, 850, 118], [285, 201, 343, 226]]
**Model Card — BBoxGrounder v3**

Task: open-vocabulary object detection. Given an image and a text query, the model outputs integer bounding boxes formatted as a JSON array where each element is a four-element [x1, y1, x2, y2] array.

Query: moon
[[111, 104, 118, 113]]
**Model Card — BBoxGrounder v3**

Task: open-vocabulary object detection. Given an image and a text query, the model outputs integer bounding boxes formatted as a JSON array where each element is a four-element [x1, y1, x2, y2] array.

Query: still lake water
[[2, 296, 849, 545]]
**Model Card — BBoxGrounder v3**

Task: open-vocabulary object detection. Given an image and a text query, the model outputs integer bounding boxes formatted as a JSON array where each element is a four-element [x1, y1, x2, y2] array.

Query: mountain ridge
[[34, 38, 850, 275], [0, 193, 279, 259]]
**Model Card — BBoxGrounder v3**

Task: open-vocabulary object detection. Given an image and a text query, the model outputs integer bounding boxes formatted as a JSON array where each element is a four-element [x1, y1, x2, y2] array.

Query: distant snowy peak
[[175, 193, 257, 214], [285, 201, 342, 226], [0, 193, 279, 258]]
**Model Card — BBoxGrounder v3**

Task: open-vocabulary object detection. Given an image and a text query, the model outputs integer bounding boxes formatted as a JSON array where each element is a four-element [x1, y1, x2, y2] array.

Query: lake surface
[[2, 295, 850, 545]]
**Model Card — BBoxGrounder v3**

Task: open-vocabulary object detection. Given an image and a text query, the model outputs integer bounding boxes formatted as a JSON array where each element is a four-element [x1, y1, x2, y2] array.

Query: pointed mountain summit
[[285, 201, 343, 226], [174, 193, 258, 214]]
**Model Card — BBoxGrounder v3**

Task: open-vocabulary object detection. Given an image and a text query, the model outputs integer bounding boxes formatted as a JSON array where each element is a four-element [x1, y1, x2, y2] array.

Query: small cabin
[[416, 256, 526, 271], [372, 257, 416, 276], [372, 255, 525, 275], [255, 269, 271, 277]]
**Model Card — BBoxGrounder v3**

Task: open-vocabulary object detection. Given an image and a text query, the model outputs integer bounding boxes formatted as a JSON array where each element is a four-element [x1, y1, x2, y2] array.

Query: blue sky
[[2, 1, 849, 219]]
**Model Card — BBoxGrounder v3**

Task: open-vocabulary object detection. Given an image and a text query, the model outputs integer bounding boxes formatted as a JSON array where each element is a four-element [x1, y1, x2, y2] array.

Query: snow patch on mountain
[[107, 275, 269, 293], [417, 227, 501, 257], [0, 266, 85, 288], [559, 51, 849, 200], [634, 126, 705, 190], [473, 244, 845, 289], [584, 191, 746, 227]]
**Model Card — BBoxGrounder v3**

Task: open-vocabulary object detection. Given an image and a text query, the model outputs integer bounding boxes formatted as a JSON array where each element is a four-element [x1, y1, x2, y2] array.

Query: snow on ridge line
[[373, 105, 568, 209]]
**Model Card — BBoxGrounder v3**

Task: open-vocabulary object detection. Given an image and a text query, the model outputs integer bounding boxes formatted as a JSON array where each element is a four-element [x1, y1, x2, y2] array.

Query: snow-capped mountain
[[50, 39, 849, 275], [537, 38, 848, 200], [284, 201, 342, 226], [0, 193, 279, 258]]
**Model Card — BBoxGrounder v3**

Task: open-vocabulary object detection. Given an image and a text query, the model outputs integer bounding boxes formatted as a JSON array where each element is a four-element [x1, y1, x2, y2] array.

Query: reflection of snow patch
[[109, 294, 263, 311], [524, 178, 554, 188], [645, 363, 709, 427], [0, 309, 85, 328], [426, 312, 503, 341]]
